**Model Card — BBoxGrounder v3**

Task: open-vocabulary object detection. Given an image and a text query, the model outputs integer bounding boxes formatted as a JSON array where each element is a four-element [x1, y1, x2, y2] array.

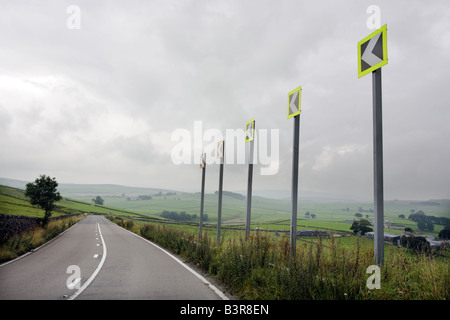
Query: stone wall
[[0, 213, 83, 243]]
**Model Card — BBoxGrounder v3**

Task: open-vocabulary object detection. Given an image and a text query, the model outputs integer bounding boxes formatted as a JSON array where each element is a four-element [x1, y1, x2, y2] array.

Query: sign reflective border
[[358, 24, 388, 78], [287, 86, 301, 119], [245, 119, 255, 143]]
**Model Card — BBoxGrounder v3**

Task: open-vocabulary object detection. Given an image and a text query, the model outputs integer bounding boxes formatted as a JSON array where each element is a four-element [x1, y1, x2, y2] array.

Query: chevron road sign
[[358, 25, 388, 265], [287, 86, 301, 119], [245, 119, 255, 142], [217, 140, 224, 159], [200, 153, 206, 169], [358, 24, 388, 78]]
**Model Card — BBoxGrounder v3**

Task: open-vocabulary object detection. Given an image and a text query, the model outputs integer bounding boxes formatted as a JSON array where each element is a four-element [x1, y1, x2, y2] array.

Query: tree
[[401, 236, 431, 253], [92, 196, 104, 205], [350, 219, 373, 235], [404, 227, 414, 233], [398, 214, 405, 219], [438, 228, 450, 240], [417, 221, 427, 231], [354, 212, 363, 218], [25, 175, 62, 225]]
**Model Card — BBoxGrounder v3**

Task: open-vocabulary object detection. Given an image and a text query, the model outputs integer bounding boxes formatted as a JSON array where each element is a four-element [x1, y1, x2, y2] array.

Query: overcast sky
[[0, 0, 449, 201]]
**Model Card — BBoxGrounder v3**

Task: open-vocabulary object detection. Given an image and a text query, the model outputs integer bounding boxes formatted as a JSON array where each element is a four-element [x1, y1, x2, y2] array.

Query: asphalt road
[[0, 215, 228, 300]]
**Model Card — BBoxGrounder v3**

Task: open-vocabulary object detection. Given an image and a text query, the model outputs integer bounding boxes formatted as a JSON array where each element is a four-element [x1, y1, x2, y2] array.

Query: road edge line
[[118, 222, 229, 300]]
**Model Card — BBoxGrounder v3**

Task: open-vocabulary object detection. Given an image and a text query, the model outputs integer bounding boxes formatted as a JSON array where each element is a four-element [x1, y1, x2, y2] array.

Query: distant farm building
[[365, 232, 402, 246], [383, 220, 405, 231], [365, 232, 450, 249]]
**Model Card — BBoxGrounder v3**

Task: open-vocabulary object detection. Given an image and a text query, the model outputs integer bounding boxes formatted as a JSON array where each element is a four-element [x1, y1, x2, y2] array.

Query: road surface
[[0, 215, 228, 300]]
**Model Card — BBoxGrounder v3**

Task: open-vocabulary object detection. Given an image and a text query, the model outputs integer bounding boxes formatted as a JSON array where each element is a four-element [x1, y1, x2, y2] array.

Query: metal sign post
[[372, 68, 384, 265], [245, 119, 255, 240], [217, 140, 225, 243], [199, 153, 206, 240], [288, 86, 301, 255], [358, 24, 388, 265]]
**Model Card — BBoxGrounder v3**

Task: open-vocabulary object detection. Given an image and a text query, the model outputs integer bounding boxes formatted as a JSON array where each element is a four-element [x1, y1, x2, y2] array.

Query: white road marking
[[68, 222, 107, 300], [93, 254, 98, 259], [67, 277, 81, 289]]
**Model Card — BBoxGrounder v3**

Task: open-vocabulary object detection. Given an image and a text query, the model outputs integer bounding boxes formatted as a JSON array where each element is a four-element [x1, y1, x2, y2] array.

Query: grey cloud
[[0, 0, 449, 200]]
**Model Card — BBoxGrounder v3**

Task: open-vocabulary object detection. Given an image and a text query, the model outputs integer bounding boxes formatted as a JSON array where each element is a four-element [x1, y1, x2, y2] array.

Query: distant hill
[[2, 177, 449, 212], [0, 178, 28, 190], [214, 190, 245, 201], [0, 177, 179, 198], [237, 188, 365, 201]]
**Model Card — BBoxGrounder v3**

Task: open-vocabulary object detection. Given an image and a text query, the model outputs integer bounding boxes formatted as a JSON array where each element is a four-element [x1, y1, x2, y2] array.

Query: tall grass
[[109, 216, 450, 300], [0, 214, 85, 263]]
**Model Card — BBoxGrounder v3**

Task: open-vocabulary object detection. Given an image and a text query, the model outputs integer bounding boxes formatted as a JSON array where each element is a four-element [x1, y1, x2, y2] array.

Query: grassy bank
[[0, 214, 85, 263], [108, 215, 449, 300]]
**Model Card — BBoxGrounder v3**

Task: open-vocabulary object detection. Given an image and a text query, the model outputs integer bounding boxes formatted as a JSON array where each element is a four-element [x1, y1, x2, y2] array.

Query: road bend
[[0, 215, 227, 300]]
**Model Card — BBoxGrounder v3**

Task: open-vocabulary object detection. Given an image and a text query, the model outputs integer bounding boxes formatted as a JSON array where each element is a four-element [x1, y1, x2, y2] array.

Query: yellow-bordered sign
[[217, 140, 225, 159], [358, 24, 388, 78], [200, 153, 206, 169], [287, 86, 301, 119], [245, 119, 255, 143]]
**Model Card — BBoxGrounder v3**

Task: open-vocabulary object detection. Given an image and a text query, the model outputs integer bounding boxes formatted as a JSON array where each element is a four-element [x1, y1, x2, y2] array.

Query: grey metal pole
[[245, 139, 254, 240], [372, 68, 384, 265], [199, 165, 206, 240], [217, 146, 224, 243], [290, 114, 300, 255]]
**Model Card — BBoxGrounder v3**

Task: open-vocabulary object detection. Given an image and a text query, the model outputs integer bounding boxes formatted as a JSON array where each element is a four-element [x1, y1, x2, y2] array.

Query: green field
[[0, 185, 159, 219], [2, 181, 449, 238], [67, 191, 450, 237]]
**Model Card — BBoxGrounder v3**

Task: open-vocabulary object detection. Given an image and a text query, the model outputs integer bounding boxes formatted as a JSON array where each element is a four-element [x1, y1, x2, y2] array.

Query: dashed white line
[[67, 222, 107, 300]]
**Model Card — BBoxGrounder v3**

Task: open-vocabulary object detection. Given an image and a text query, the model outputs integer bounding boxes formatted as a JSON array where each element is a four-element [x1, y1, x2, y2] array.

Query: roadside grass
[[0, 214, 85, 263], [108, 215, 450, 300]]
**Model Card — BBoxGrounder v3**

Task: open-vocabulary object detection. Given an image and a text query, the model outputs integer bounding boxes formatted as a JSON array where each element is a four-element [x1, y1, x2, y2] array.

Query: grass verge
[[107, 215, 449, 300], [0, 214, 86, 264]]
